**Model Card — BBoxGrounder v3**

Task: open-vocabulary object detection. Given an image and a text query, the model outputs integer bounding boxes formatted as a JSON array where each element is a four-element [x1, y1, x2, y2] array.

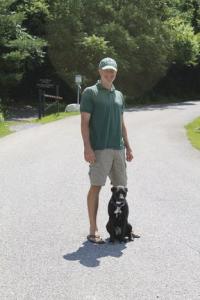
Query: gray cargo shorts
[[88, 149, 127, 187]]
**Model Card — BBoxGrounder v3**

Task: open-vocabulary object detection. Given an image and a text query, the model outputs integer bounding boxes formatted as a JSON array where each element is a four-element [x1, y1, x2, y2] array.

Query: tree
[[46, 0, 198, 96], [0, 0, 47, 118], [166, 16, 199, 66], [1, 0, 199, 107]]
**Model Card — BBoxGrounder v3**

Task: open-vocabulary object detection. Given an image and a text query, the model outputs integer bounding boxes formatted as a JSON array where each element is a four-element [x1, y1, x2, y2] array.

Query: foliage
[[0, 119, 12, 137], [166, 16, 199, 65], [46, 0, 200, 96], [0, 0, 47, 117], [0, 0, 200, 105], [13, 0, 50, 36]]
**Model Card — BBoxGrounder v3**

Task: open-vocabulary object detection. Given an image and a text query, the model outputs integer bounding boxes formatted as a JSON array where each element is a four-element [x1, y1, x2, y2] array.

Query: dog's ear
[[111, 187, 117, 193]]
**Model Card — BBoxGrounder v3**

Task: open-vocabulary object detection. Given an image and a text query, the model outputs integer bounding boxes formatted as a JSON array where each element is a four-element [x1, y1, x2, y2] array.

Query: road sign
[[75, 75, 82, 85], [36, 78, 54, 89]]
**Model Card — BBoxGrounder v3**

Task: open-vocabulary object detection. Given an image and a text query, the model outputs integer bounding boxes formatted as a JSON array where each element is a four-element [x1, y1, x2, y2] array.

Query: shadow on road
[[125, 101, 199, 112], [6, 105, 38, 121], [63, 239, 136, 267]]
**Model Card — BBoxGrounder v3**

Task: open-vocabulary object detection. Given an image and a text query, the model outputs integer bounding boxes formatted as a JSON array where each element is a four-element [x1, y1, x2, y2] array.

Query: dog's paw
[[131, 232, 140, 239], [109, 236, 116, 243], [119, 237, 127, 243], [124, 237, 129, 243], [128, 237, 134, 242], [127, 232, 140, 241], [109, 239, 115, 244]]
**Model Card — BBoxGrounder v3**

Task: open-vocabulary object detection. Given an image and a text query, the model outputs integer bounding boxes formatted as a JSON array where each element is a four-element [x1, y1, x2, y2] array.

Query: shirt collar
[[96, 80, 115, 92]]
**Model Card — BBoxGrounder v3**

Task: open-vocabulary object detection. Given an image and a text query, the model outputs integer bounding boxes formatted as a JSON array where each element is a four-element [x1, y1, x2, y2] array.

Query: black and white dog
[[106, 186, 140, 243]]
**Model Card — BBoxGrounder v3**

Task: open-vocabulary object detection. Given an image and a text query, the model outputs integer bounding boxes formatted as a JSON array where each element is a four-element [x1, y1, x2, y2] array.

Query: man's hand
[[126, 147, 134, 162], [84, 147, 96, 164]]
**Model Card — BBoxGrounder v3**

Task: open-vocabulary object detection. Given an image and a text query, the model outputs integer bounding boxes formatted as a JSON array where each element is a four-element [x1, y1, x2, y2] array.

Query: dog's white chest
[[114, 206, 122, 217]]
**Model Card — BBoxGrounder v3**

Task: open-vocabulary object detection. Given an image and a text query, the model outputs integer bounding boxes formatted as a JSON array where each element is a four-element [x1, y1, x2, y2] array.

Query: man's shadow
[[63, 238, 135, 267]]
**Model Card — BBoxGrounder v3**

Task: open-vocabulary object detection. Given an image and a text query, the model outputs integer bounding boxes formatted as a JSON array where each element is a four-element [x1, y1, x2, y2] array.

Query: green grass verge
[[185, 116, 200, 151], [33, 111, 80, 124], [0, 121, 13, 137], [0, 111, 80, 138]]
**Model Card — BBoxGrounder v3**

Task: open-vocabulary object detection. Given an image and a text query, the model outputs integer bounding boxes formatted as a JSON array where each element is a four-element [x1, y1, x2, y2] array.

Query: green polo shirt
[[80, 80, 125, 150]]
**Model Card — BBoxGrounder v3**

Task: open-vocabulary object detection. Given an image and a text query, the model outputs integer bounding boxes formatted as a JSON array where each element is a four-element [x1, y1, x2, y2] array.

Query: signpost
[[64, 75, 82, 112], [36, 79, 62, 119], [75, 75, 82, 104]]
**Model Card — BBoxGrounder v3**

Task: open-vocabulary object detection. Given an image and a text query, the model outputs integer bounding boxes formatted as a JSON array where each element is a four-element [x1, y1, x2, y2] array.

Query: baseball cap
[[99, 57, 117, 71]]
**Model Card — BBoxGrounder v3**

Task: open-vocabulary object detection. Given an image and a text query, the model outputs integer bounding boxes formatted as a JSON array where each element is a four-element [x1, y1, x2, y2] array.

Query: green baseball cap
[[99, 57, 117, 71]]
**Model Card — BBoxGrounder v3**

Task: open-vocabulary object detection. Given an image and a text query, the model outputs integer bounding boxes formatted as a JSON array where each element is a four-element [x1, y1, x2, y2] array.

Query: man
[[80, 57, 133, 244]]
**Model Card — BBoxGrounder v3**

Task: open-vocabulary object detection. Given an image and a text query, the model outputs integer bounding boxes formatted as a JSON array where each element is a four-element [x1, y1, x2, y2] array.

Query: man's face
[[99, 69, 117, 84]]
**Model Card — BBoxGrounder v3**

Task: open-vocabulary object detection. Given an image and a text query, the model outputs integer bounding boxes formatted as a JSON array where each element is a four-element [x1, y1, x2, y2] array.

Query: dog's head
[[111, 186, 128, 208]]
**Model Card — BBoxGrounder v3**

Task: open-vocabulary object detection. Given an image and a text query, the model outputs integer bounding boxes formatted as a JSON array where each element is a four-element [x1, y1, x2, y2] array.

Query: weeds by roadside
[[185, 117, 200, 151], [0, 111, 80, 138]]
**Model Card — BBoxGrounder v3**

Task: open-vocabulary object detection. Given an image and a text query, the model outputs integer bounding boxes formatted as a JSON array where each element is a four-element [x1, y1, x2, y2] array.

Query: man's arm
[[122, 115, 134, 161], [81, 112, 96, 163]]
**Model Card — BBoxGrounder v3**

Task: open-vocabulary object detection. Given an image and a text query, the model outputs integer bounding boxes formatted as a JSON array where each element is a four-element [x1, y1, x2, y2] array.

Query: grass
[[2, 108, 200, 153], [185, 116, 200, 151], [33, 111, 80, 124], [0, 120, 13, 137], [0, 111, 80, 138]]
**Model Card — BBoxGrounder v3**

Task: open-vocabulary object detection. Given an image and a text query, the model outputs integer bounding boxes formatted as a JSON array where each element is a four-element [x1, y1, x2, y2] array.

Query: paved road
[[0, 101, 200, 300]]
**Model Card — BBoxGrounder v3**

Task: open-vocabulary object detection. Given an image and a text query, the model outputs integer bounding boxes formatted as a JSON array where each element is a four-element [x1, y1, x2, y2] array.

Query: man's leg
[[87, 185, 102, 236], [109, 150, 127, 187], [87, 150, 113, 242]]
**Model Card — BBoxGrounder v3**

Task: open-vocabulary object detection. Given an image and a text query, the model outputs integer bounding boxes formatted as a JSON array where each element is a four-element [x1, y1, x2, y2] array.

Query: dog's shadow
[[63, 238, 135, 267]]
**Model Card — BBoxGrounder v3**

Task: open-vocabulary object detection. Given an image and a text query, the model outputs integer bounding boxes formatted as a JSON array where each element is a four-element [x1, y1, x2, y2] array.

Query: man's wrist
[[125, 145, 132, 152], [84, 145, 93, 152]]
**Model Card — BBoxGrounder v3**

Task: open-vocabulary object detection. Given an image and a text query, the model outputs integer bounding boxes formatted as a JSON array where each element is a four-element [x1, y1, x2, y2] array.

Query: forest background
[[0, 0, 200, 118]]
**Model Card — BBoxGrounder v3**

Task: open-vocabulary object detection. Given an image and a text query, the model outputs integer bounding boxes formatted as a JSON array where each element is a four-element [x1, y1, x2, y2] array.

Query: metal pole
[[77, 84, 80, 104], [38, 89, 42, 119], [56, 85, 59, 114], [42, 90, 45, 117]]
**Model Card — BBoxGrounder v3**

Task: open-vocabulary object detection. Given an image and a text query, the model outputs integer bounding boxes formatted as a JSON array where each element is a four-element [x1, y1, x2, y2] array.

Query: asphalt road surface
[[1, 101, 200, 300]]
